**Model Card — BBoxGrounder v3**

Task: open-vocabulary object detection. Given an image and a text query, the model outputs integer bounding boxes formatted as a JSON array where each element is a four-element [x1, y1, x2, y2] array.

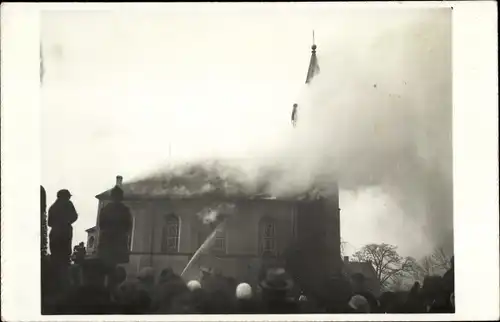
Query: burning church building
[[86, 41, 342, 292]]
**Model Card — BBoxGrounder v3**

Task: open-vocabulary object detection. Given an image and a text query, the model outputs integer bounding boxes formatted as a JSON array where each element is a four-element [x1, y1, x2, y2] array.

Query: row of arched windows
[[160, 214, 277, 255]]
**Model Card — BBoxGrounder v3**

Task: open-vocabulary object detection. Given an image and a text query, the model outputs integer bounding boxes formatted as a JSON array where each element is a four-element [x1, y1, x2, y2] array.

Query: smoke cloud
[[269, 11, 453, 255], [133, 9, 452, 257]]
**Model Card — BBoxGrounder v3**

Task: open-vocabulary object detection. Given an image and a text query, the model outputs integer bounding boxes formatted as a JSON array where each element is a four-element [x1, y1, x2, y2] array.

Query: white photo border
[[1, 1, 498, 321]]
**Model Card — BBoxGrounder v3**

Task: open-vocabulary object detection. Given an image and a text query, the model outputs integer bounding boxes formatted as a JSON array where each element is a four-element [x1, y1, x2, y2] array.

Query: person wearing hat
[[137, 267, 156, 296], [258, 267, 299, 313], [348, 294, 370, 313], [97, 185, 133, 275], [235, 282, 257, 313], [187, 280, 202, 291], [108, 266, 127, 303], [153, 272, 190, 313], [349, 273, 378, 312], [48, 189, 78, 267], [114, 279, 152, 314], [157, 267, 175, 284]]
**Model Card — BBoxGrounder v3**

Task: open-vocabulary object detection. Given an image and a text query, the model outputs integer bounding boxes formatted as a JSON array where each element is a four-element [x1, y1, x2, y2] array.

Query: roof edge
[[95, 193, 324, 203]]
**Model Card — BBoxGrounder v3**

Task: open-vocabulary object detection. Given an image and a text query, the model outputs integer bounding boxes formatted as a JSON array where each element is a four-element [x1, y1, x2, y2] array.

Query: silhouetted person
[[71, 242, 86, 264], [404, 281, 425, 313], [48, 189, 78, 266], [422, 275, 445, 312], [189, 288, 210, 313], [258, 268, 299, 314], [235, 283, 257, 314], [153, 273, 189, 313], [111, 266, 127, 287], [324, 273, 353, 313], [114, 279, 152, 314], [442, 255, 454, 310], [379, 291, 399, 313], [107, 266, 127, 305], [97, 185, 133, 272], [348, 294, 370, 313], [158, 267, 175, 284], [137, 267, 156, 298], [350, 273, 378, 313]]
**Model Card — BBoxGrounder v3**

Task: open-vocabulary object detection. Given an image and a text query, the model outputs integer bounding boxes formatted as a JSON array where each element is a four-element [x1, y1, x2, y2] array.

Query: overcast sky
[[41, 4, 452, 258]]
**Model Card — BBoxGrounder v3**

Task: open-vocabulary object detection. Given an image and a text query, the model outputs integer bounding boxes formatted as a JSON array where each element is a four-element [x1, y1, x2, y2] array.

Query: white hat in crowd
[[236, 283, 253, 300], [187, 280, 202, 291], [348, 294, 370, 313], [137, 267, 155, 282]]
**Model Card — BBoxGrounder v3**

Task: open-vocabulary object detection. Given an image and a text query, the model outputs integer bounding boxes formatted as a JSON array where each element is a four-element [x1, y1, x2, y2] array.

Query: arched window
[[161, 214, 180, 253], [88, 236, 95, 249], [212, 224, 226, 254], [259, 217, 276, 256]]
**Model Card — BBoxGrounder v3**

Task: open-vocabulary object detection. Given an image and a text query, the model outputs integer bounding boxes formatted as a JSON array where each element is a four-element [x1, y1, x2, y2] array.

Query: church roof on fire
[[95, 161, 326, 202]]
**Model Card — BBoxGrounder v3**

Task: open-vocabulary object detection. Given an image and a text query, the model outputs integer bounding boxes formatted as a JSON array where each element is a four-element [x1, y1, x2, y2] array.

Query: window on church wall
[[259, 217, 276, 256], [212, 224, 227, 254], [161, 214, 180, 253]]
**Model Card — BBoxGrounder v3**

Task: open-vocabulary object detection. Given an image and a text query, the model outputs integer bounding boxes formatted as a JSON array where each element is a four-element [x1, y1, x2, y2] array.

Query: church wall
[[95, 195, 340, 284], [97, 198, 296, 276], [129, 198, 296, 257]]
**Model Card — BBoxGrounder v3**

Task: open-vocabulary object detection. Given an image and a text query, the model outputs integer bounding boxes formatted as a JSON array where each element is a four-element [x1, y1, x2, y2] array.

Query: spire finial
[[311, 30, 317, 52]]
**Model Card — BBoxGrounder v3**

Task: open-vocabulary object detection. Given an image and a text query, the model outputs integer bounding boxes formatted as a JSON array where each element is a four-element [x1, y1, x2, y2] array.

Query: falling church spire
[[305, 30, 320, 84], [292, 31, 320, 128]]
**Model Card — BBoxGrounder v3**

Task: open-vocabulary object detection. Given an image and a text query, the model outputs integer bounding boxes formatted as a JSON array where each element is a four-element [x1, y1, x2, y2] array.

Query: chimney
[[344, 256, 349, 263], [116, 175, 123, 187]]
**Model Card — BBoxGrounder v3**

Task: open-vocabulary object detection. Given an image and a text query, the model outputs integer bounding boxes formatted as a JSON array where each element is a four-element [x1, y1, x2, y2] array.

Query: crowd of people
[[41, 259, 454, 315], [40, 185, 454, 315]]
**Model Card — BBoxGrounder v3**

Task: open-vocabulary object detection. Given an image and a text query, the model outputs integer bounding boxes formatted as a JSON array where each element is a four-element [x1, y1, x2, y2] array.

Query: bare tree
[[414, 255, 436, 281], [352, 243, 418, 288], [415, 247, 452, 280], [430, 247, 452, 271]]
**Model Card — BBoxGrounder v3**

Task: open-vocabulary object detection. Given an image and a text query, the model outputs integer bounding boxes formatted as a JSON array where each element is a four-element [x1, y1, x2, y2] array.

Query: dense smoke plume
[[274, 11, 453, 255], [135, 10, 452, 256]]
